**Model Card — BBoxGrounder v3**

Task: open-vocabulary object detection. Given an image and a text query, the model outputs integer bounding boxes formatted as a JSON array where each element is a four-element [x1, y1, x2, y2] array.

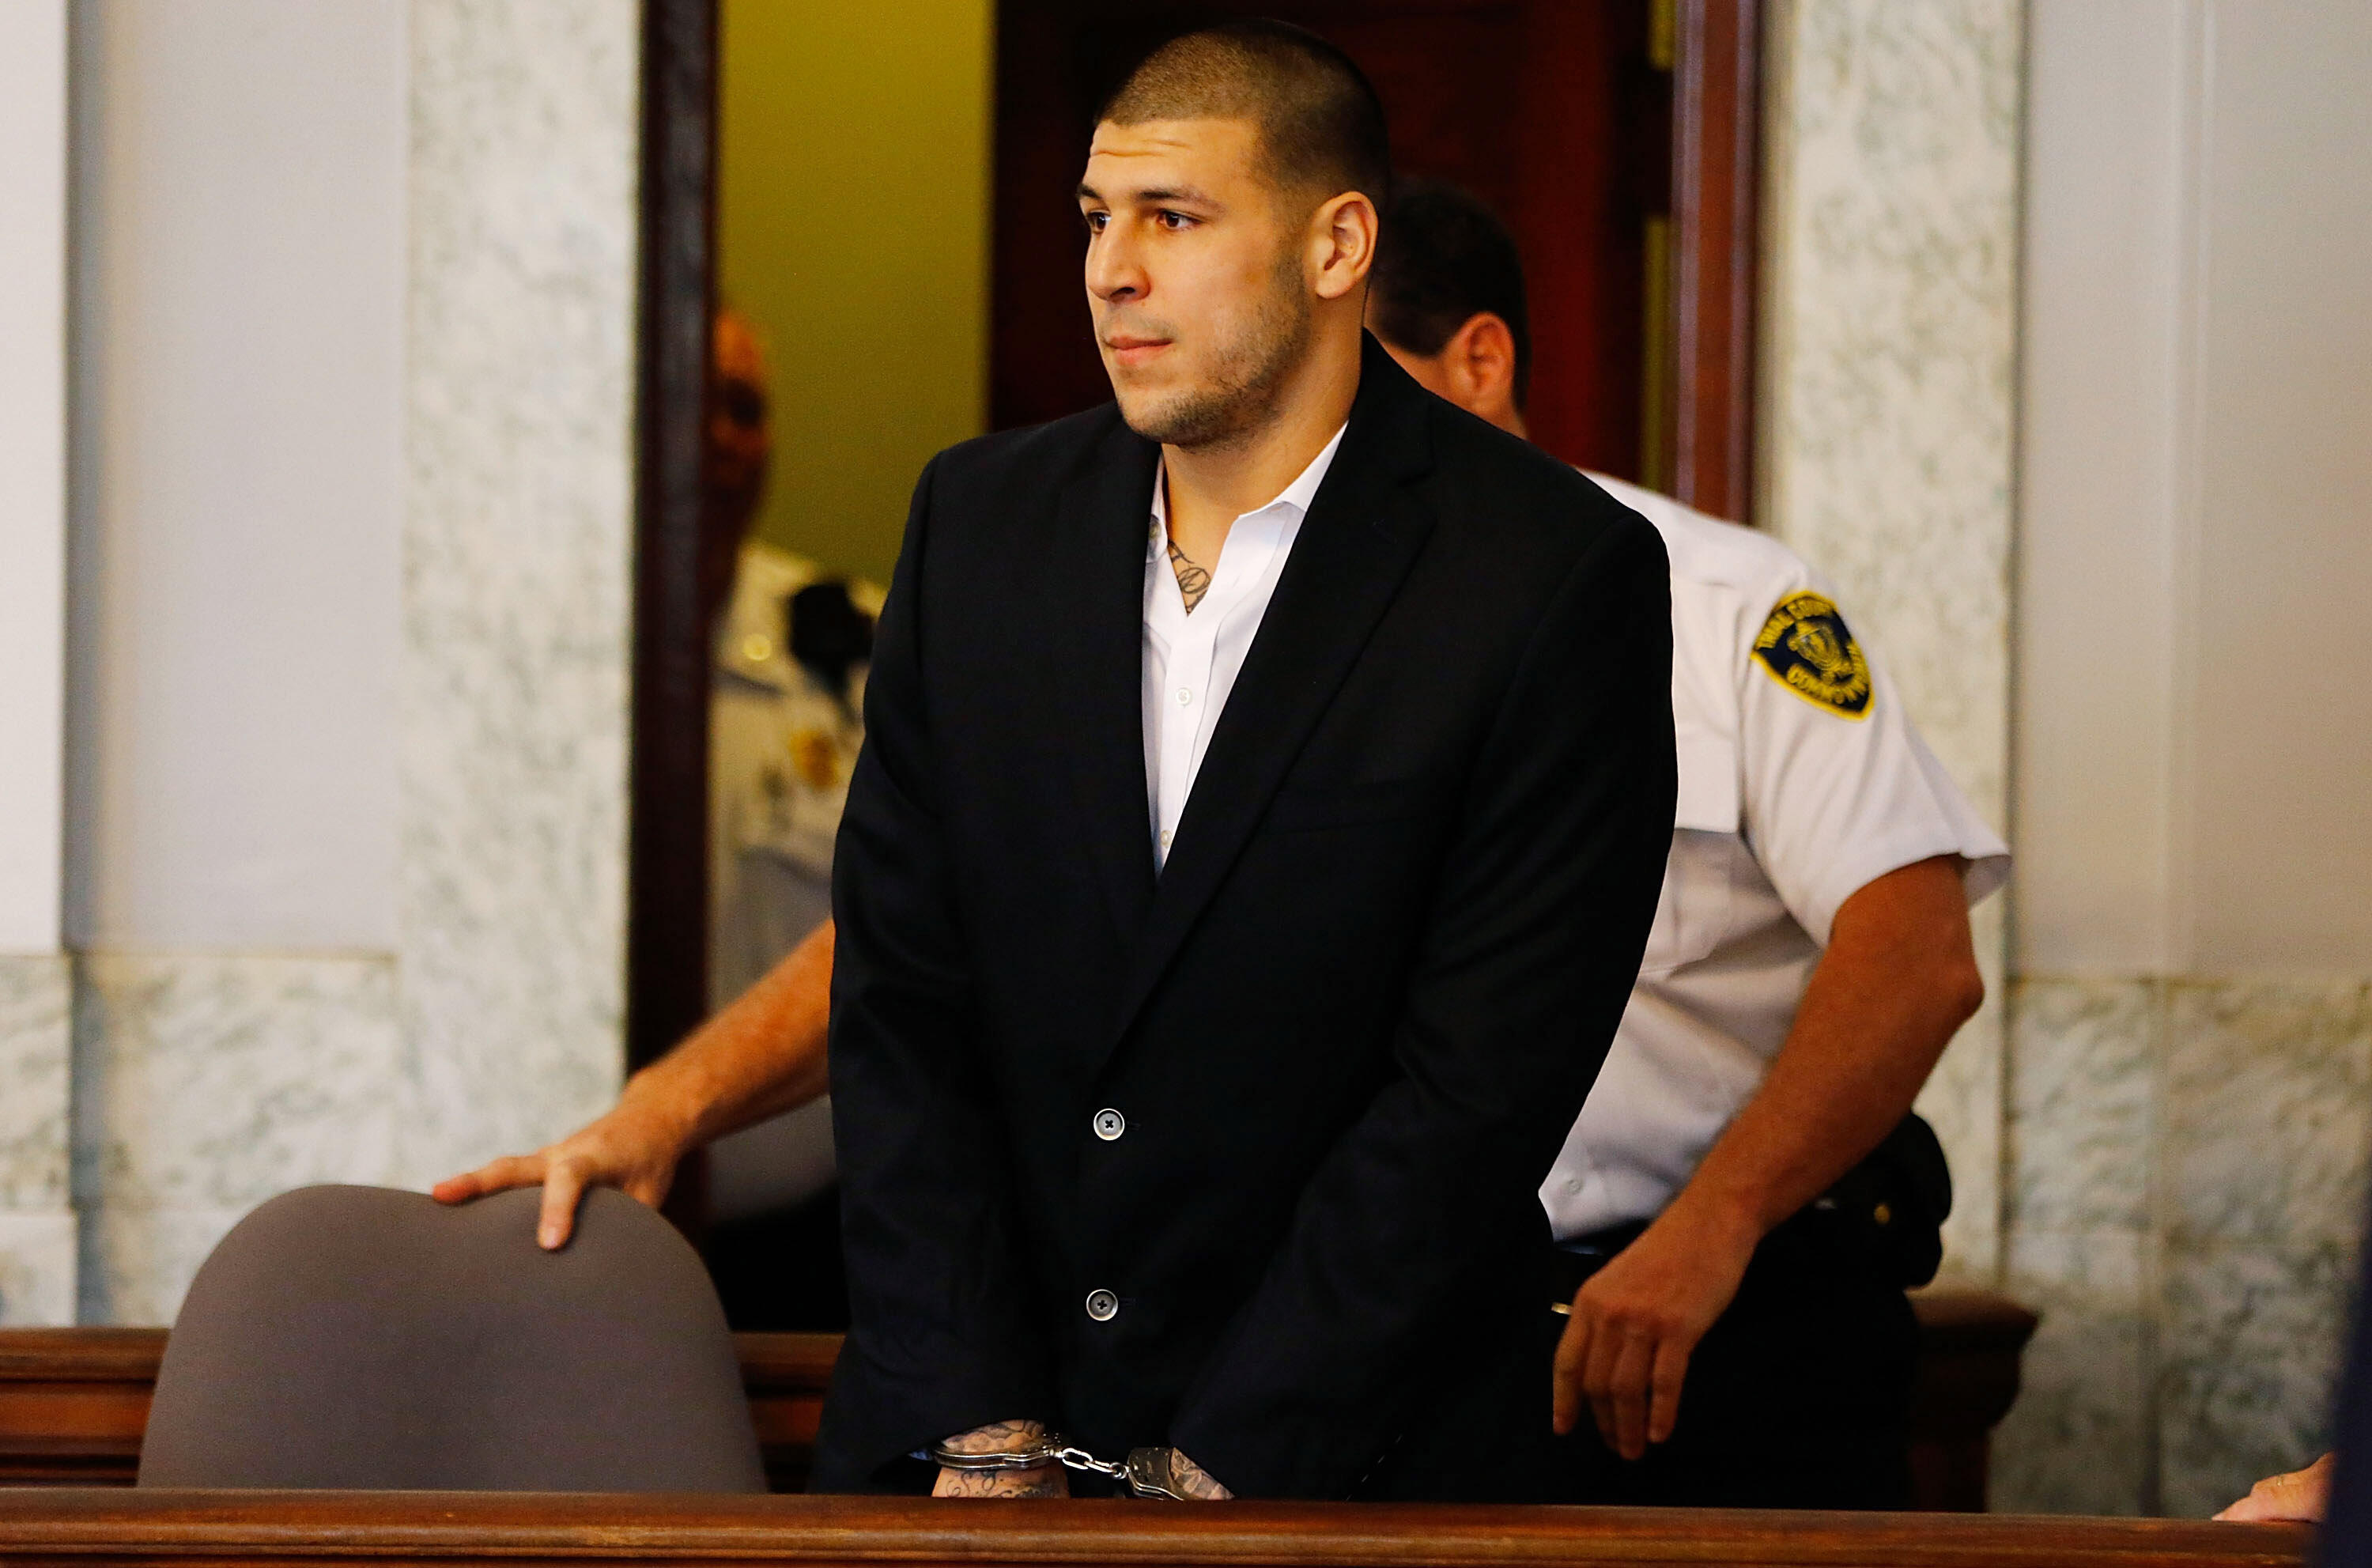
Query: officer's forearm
[[621, 919, 837, 1152], [1665, 855, 1982, 1241]]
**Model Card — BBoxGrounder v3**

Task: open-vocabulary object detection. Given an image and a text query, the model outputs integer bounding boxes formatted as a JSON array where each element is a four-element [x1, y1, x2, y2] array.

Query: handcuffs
[[927, 1434, 1202, 1500]]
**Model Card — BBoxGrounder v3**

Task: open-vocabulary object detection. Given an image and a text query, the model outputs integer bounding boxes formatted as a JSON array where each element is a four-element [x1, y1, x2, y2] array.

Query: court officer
[[1368, 179, 2010, 1509]]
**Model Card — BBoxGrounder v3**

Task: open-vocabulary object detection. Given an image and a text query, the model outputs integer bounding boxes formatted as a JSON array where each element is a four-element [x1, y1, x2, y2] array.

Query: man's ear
[[1434, 312, 1526, 436], [1310, 191, 1380, 301], [1444, 312, 1519, 402]]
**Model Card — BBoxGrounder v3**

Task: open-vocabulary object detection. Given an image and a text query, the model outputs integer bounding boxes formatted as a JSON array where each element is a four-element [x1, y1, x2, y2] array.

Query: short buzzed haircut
[[1369, 179, 1532, 406], [1099, 21, 1392, 210]]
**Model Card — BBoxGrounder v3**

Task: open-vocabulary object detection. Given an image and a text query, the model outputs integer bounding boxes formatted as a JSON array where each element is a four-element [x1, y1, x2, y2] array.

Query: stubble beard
[[1116, 253, 1313, 452]]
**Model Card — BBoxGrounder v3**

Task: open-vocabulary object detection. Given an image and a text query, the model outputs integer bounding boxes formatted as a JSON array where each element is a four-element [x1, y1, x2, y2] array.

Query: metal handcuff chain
[[927, 1434, 1197, 1501]]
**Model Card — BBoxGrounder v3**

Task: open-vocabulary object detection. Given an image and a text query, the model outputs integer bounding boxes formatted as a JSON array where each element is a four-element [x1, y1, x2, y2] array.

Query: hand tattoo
[[940, 1419, 1044, 1454], [935, 1464, 1068, 1498], [933, 1418, 1068, 1499], [1167, 540, 1211, 614], [1169, 1450, 1233, 1501]]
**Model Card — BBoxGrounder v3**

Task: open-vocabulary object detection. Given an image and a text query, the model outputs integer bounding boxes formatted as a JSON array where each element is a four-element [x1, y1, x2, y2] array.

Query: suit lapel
[[1049, 417, 1162, 945], [1098, 338, 1438, 1062]]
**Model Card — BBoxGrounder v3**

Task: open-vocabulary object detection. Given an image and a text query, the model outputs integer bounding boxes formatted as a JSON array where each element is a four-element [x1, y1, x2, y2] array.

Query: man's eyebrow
[[1075, 181, 1222, 207]]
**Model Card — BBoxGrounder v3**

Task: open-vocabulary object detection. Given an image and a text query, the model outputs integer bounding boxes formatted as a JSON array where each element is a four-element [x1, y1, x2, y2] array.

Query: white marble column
[[0, 0, 76, 1325], [396, 0, 640, 1185], [1760, 0, 2025, 1280]]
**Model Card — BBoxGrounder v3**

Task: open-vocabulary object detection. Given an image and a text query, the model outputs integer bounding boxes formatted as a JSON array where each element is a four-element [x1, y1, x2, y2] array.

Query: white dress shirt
[[1142, 425, 1346, 870], [1539, 474, 2011, 1241]]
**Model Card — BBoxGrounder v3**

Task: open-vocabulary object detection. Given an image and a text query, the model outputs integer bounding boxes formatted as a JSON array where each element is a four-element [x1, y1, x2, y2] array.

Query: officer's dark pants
[[1540, 1207, 1920, 1509]]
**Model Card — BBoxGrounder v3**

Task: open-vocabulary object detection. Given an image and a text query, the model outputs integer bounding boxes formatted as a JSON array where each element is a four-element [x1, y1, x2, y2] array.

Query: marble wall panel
[[1996, 977, 2162, 1510], [1762, 0, 2022, 822], [0, 1213, 76, 1326], [2154, 980, 2371, 1516], [0, 954, 70, 1211], [2009, 977, 2156, 1232], [70, 951, 406, 1321], [1995, 978, 2160, 1511], [2163, 980, 2372, 1248], [2001, 976, 2372, 1513], [1992, 1224, 2152, 1516], [1766, 0, 2025, 1280], [2159, 1237, 2354, 1521], [398, 0, 639, 1184], [0, 954, 74, 1323]]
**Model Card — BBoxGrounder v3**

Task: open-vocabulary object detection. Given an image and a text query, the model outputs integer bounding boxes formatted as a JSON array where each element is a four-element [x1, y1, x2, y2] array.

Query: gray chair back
[[138, 1184, 765, 1491]]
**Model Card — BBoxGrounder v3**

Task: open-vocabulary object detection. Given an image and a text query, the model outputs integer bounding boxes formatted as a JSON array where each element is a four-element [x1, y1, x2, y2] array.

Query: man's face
[[1078, 117, 1315, 448], [707, 311, 772, 530], [701, 310, 772, 631]]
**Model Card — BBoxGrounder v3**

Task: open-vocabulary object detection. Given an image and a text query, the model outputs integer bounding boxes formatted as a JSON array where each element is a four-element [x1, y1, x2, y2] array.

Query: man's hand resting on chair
[[433, 921, 837, 1249]]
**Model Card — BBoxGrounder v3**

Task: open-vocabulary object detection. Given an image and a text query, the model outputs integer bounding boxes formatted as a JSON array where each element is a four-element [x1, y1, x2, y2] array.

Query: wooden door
[[991, 0, 1695, 488]]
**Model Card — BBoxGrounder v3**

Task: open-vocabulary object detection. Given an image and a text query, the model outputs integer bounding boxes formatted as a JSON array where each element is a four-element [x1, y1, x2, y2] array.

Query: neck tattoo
[[1167, 538, 1211, 614]]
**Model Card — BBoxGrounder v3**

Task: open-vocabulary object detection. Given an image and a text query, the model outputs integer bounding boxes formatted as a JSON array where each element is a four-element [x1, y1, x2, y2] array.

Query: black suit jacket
[[814, 336, 1675, 1498]]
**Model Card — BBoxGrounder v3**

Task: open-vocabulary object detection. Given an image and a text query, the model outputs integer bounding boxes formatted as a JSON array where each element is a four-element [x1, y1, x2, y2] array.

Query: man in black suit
[[812, 21, 1675, 1502]]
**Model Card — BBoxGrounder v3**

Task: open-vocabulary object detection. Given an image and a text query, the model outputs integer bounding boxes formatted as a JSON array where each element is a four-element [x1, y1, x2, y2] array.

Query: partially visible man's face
[[701, 309, 773, 632], [1078, 116, 1316, 448], [708, 310, 772, 531]]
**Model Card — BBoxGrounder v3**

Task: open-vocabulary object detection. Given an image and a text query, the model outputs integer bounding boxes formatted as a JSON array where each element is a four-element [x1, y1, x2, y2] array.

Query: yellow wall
[[719, 0, 993, 587]]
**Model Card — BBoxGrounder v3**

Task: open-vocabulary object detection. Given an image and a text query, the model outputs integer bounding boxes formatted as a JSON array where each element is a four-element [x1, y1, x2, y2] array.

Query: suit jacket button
[[1093, 1109, 1125, 1141], [1085, 1288, 1120, 1322]]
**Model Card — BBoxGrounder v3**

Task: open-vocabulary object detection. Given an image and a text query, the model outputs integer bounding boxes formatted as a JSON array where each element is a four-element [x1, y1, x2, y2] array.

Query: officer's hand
[[2216, 1453, 2334, 1522], [430, 1090, 693, 1250], [1551, 1202, 1758, 1460]]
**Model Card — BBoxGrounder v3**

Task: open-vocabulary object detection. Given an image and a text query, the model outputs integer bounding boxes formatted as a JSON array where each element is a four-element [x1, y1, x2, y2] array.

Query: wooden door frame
[[1666, 0, 1762, 523], [624, 0, 1766, 1074], [629, 0, 720, 1074]]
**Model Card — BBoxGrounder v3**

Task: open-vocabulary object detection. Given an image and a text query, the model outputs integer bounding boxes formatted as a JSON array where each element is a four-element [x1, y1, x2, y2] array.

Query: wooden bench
[[0, 1289, 2034, 1506], [0, 1488, 2309, 1567]]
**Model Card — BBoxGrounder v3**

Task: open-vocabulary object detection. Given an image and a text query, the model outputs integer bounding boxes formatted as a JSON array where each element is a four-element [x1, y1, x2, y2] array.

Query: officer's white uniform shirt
[[1539, 474, 2011, 1241], [705, 542, 881, 1223], [1141, 425, 1345, 869], [708, 542, 880, 1007]]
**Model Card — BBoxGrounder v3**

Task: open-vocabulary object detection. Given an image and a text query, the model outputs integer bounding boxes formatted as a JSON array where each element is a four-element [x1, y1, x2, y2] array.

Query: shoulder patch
[[1752, 592, 1872, 719]]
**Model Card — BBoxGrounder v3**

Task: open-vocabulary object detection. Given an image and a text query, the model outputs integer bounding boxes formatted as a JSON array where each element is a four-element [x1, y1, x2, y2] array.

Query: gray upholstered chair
[[138, 1184, 765, 1491]]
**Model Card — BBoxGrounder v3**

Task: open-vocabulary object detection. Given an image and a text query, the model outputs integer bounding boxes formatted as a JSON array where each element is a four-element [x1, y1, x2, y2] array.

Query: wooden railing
[[0, 1293, 2032, 1505], [0, 1328, 842, 1494], [0, 1488, 2310, 1567], [0, 1310, 2303, 1568], [0, 1328, 156, 1488]]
